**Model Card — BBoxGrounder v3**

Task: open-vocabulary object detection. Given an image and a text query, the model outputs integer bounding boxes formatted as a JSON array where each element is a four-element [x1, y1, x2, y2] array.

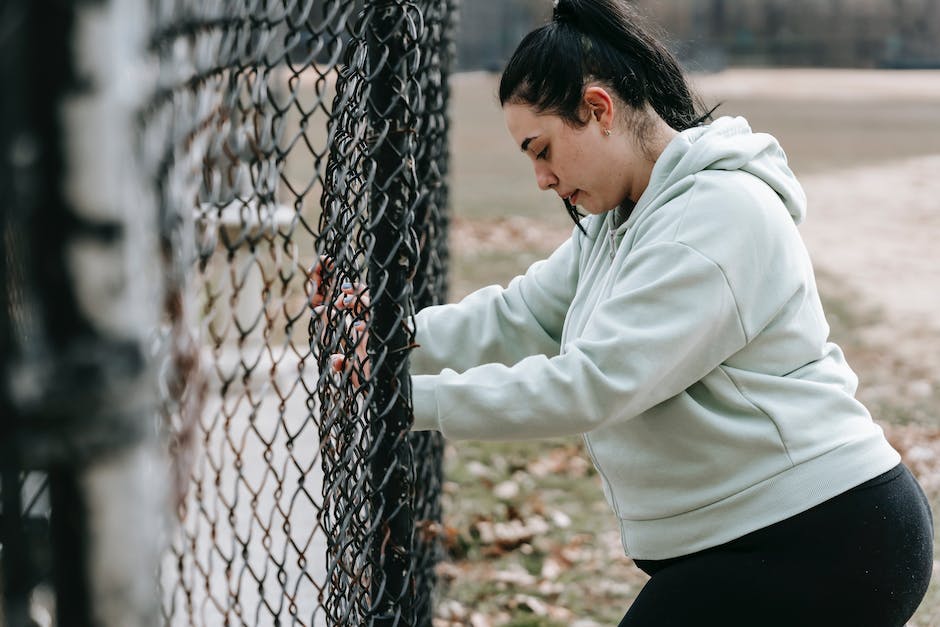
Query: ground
[[433, 69, 940, 626]]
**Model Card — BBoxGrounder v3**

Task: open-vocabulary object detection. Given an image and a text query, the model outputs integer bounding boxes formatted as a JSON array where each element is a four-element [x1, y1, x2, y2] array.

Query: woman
[[312, 0, 933, 624]]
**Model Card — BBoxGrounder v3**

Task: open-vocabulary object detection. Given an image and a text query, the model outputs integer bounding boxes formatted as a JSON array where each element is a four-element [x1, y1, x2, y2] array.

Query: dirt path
[[690, 68, 940, 102], [800, 154, 940, 337], [799, 155, 940, 404]]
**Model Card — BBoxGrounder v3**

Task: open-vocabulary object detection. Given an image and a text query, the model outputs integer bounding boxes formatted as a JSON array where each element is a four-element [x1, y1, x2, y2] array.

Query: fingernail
[[343, 295, 354, 304], [314, 305, 324, 314], [341, 282, 352, 290], [354, 321, 366, 330]]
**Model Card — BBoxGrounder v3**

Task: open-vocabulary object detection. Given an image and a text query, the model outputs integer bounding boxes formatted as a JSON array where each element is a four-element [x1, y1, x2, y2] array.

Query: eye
[[536, 146, 548, 160]]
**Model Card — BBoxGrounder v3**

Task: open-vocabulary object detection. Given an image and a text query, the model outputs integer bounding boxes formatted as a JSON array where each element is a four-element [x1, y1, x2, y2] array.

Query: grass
[[435, 72, 940, 626]]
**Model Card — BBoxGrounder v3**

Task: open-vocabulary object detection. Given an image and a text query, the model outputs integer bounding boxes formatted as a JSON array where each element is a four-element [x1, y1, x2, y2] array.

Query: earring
[[604, 128, 612, 137]]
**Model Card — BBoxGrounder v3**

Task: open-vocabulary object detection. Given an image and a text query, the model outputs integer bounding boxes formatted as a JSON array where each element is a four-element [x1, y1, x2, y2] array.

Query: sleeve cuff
[[411, 375, 442, 432]]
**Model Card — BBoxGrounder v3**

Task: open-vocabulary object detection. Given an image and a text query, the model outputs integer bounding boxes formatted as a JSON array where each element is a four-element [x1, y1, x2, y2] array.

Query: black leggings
[[619, 464, 933, 627]]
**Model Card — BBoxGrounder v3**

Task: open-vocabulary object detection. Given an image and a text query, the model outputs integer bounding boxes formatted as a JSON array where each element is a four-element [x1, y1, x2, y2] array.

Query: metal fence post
[[366, 2, 420, 625]]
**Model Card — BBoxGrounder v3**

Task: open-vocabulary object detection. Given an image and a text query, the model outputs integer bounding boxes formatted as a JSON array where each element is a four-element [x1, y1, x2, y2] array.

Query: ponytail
[[499, 0, 713, 132]]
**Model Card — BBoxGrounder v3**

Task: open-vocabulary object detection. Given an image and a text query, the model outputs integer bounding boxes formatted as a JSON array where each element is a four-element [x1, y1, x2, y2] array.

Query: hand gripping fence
[[0, 0, 456, 625]]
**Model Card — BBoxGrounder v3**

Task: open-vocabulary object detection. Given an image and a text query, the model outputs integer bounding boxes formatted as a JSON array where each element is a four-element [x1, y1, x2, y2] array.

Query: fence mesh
[[148, 1, 456, 626]]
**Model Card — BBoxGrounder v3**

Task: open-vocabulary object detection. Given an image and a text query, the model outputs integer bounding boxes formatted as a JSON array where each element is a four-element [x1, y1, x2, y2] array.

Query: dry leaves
[[474, 516, 551, 552], [526, 445, 592, 479], [434, 441, 646, 625]]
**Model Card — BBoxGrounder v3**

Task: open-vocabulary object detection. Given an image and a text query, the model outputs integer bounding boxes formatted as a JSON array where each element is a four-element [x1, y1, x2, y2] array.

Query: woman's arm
[[411, 241, 748, 437], [409, 230, 582, 376]]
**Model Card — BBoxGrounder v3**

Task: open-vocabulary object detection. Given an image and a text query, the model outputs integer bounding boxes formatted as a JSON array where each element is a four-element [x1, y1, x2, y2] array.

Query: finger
[[340, 282, 370, 306], [352, 319, 367, 340], [333, 318, 368, 383], [352, 321, 371, 381], [306, 256, 328, 289], [352, 320, 368, 354], [306, 254, 335, 279], [308, 276, 327, 307], [333, 287, 371, 312], [329, 353, 362, 387], [333, 292, 353, 310], [307, 255, 336, 307], [309, 280, 327, 307], [339, 281, 367, 294], [311, 305, 328, 346]]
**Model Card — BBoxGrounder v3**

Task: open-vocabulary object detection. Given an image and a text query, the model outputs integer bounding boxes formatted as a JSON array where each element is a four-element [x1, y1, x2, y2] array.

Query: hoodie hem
[[618, 436, 901, 560]]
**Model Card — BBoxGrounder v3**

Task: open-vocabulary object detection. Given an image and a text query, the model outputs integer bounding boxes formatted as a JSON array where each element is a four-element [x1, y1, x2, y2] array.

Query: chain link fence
[[2, 0, 455, 625], [150, 0, 456, 625]]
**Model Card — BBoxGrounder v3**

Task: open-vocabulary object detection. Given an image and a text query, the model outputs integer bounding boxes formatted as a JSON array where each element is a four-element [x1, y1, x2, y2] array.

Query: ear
[[582, 85, 615, 129]]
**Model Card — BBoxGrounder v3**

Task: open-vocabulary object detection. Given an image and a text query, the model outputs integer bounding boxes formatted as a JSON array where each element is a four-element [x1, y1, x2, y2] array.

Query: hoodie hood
[[614, 116, 807, 233]]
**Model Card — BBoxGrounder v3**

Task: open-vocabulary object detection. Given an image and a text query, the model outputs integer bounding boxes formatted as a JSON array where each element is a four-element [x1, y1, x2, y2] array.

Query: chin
[[583, 203, 611, 216]]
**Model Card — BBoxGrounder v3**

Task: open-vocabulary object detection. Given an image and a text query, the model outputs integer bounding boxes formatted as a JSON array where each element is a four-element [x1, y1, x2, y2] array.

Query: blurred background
[[455, 0, 940, 71], [435, 2, 940, 626]]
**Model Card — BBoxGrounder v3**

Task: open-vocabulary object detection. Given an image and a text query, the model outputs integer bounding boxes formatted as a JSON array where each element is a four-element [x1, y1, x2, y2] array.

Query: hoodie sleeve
[[409, 231, 581, 376], [411, 241, 748, 438]]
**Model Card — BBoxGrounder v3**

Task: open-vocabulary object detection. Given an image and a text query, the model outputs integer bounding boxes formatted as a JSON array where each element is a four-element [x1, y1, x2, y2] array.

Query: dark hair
[[499, 0, 711, 132], [499, 0, 714, 228]]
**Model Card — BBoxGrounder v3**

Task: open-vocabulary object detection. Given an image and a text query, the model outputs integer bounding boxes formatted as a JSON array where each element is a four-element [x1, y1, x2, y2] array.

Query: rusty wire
[[148, 1, 455, 625]]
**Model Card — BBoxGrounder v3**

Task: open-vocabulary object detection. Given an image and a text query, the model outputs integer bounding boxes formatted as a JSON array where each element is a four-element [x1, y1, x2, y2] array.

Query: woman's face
[[503, 96, 641, 215]]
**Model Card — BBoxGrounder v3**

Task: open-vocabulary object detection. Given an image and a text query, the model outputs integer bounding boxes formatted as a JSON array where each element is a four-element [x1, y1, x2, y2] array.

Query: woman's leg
[[619, 464, 933, 627]]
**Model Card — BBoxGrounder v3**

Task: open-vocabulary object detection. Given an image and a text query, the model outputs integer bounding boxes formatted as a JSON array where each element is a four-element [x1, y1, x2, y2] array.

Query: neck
[[626, 119, 678, 204]]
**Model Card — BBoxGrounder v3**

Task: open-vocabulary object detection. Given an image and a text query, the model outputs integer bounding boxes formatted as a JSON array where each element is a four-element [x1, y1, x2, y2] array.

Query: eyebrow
[[520, 136, 538, 152]]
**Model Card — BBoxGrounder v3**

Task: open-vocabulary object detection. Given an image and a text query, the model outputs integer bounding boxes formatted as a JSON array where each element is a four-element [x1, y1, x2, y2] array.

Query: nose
[[534, 161, 557, 191]]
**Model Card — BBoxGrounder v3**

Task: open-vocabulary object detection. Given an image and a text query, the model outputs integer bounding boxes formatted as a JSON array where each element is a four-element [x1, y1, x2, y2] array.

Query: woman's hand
[[307, 254, 335, 310], [308, 257, 371, 386]]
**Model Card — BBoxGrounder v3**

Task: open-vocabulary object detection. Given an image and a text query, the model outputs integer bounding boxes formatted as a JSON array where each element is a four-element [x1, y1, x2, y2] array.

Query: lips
[[562, 189, 580, 206]]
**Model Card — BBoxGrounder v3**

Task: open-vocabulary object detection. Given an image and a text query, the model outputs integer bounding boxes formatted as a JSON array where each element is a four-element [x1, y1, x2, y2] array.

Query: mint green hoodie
[[409, 116, 900, 560]]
